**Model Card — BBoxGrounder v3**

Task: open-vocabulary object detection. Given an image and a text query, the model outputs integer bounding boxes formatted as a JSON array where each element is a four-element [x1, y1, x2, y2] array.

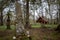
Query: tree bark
[[6, 12, 11, 29], [0, 8, 3, 26], [25, 0, 30, 28], [58, 0, 60, 24], [15, 1, 25, 36], [59, 7, 60, 24]]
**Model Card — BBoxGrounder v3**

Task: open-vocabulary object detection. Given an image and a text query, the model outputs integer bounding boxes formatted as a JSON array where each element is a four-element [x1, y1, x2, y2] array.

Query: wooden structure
[[36, 17, 48, 24]]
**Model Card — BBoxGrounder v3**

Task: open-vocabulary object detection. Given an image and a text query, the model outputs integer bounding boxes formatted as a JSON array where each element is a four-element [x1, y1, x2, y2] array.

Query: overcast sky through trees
[[3, 0, 58, 20]]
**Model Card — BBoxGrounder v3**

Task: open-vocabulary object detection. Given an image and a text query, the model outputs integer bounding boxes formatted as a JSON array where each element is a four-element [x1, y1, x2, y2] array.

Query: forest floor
[[28, 28, 60, 40], [0, 25, 60, 40]]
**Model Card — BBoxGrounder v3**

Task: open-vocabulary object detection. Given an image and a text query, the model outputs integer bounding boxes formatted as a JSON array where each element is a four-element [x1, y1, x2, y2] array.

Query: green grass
[[31, 23, 41, 28], [10, 25, 16, 30], [45, 24, 57, 28], [31, 23, 58, 28], [0, 25, 15, 30], [0, 26, 6, 31], [0, 24, 58, 29]]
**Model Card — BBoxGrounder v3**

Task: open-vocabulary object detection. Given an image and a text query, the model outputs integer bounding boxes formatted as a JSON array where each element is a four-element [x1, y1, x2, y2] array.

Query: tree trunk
[[15, 1, 25, 36], [25, 0, 30, 28], [55, 0, 60, 32], [6, 13, 11, 29], [47, 0, 52, 24], [0, 8, 3, 26], [56, 12, 59, 24], [59, 7, 60, 24]]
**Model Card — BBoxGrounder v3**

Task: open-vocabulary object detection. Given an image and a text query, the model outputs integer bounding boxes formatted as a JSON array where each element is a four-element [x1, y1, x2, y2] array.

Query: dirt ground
[[0, 28, 60, 40], [28, 28, 60, 40], [0, 30, 14, 40]]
